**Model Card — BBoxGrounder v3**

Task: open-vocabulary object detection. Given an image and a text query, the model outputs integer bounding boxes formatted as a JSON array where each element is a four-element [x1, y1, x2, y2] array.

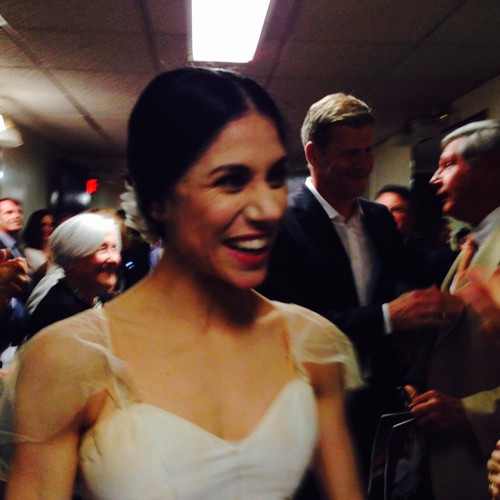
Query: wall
[[89, 168, 127, 211], [370, 139, 412, 197], [369, 74, 500, 198], [0, 125, 59, 219]]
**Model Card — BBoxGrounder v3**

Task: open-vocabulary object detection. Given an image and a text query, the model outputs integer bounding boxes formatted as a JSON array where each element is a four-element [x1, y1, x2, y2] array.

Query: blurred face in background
[[0, 200, 23, 236], [41, 214, 55, 244], [70, 230, 121, 296], [308, 124, 375, 211], [375, 191, 414, 237]]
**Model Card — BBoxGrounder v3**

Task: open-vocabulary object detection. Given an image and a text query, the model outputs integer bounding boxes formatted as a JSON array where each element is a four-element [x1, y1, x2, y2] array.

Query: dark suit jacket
[[260, 185, 443, 388], [259, 184, 453, 493], [0, 234, 32, 304]]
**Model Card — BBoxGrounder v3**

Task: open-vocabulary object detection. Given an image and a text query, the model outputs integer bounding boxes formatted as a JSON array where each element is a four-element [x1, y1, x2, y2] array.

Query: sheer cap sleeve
[[275, 302, 364, 391], [0, 309, 129, 479]]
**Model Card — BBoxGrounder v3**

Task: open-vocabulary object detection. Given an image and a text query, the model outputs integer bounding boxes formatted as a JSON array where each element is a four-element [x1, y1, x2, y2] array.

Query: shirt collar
[[470, 206, 500, 248], [0, 231, 17, 250], [305, 176, 363, 222]]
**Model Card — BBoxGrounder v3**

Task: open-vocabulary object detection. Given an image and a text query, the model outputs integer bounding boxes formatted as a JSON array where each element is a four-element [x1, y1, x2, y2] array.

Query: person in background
[[114, 209, 158, 291], [428, 216, 452, 251], [0, 199, 31, 358], [456, 266, 500, 500], [26, 212, 121, 338], [259, 92, 460, 492], [0, 198, 25, 259], [406, 119, 500, 500], [374, 185, 415, 241], [0, 249, 29, 364], [2, 67, 363, 500], [22, 209, 55, 270], [22, 209, 55, 282]]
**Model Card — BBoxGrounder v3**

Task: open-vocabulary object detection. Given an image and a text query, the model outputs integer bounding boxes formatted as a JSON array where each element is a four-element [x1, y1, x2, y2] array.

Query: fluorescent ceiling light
[[0, 113, 23, 148], [191, 0, 272, 63]]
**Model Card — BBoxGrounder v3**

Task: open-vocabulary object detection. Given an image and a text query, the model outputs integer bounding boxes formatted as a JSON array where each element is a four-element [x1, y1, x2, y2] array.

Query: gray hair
[[441, 119, 500, 166], [49, 213, 122, 269], [300, 92, 374, 149]]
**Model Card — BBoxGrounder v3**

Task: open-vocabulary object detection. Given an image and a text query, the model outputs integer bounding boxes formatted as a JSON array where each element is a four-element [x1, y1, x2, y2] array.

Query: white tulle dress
[[0, 301, 362, 499]]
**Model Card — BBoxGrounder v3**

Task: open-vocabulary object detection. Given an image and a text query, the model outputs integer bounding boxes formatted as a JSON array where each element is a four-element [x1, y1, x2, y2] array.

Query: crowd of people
[[0, 66, 498, 500]]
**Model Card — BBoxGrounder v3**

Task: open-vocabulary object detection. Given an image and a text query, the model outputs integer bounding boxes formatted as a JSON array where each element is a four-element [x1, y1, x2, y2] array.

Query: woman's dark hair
[[22, 209, 54, 249], [127, 67, 287, 238]]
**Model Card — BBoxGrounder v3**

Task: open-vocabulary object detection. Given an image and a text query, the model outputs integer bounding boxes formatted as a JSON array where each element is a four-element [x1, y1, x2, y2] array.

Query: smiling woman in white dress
[[2, 67, 363, 499]]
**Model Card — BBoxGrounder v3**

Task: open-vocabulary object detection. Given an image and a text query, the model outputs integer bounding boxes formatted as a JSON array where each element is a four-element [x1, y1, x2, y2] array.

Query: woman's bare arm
[[307, 362, 364, 500], [6, 423, 80, 500]]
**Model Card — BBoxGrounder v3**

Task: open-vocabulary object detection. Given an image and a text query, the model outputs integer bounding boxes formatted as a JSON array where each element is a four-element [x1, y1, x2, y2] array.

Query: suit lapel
[[472, 224, 500, 270], [291, 187, 359, 303], [442, 224, 500, 291], [359, 200, 387, 301], [435, 223, 500, 349]]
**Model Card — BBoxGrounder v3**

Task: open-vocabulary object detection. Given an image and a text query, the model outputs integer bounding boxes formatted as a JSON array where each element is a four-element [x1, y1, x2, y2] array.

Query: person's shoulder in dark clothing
[[27, 281, 89, 339]]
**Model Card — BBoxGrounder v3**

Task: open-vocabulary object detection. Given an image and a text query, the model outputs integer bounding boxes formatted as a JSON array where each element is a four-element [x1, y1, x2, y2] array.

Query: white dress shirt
[[305, 177, 381, 307], [470, 206, 500, 250]]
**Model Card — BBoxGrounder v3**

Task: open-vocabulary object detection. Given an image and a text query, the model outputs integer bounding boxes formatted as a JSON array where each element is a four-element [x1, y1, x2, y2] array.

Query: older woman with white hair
[[27, 213, 121, 338]]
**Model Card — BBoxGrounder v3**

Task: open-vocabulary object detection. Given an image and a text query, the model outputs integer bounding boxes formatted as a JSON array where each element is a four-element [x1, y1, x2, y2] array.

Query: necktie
[[456, 236, 477, 276], [453, 236, 478, 291]]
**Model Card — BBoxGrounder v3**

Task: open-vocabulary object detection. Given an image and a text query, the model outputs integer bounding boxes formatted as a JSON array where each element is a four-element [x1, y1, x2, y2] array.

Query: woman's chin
[[225, 268, 268, 291], [99, 276, 118, 293]]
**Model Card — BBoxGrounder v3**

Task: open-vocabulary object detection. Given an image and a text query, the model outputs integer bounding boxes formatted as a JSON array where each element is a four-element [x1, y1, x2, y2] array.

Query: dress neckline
[[90, 304, 306, 443], [89, 378, 310, 448]]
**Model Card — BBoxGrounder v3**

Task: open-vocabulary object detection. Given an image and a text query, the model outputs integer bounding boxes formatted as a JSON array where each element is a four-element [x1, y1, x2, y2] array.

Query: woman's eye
[[214, 171, 249, 191]]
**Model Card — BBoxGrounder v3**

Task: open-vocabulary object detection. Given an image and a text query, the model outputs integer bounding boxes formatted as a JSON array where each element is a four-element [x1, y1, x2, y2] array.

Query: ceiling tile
[[0, 0, 142, 32], [154, 34, 190, 69], [275, 40, 414, 79], [53, 71, 153, 118], [17, 30, 156, 73], [291, 0, 464, 42], [147, 0, 188, 34], [0, 32, 35, 68], [426, 0, 500, 44], [0, 68, 77, 117], [390, 42, 500, 82]]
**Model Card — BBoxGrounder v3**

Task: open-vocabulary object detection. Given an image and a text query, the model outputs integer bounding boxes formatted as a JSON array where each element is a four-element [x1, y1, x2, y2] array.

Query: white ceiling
[[0, 0, 499, 172]]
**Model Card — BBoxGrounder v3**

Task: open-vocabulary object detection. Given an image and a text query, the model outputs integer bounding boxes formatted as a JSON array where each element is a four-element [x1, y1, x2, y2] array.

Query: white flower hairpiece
[[120, 182, 160, 245]]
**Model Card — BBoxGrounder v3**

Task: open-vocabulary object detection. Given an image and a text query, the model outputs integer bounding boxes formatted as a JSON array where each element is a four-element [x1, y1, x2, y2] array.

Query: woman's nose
[[246, 185, 286, 223], [106, 249, 122, 265]]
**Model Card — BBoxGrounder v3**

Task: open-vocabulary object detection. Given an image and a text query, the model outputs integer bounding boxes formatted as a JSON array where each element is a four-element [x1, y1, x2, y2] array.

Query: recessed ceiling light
[[190, 0, 272, 63]]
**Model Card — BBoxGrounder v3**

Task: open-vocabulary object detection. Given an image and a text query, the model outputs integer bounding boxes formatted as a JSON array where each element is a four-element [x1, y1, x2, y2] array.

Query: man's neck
[[329, 198, 357, 219], [305, 178, 358, 219], [319, 189, 357, 219]]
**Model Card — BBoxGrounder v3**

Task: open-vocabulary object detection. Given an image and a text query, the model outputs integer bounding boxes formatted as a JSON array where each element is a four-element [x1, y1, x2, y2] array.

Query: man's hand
[[488, 440, 500, 500], [405, 386, 469, 432], [0, 250, 30, 303], [388, 285, 464, 331]]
